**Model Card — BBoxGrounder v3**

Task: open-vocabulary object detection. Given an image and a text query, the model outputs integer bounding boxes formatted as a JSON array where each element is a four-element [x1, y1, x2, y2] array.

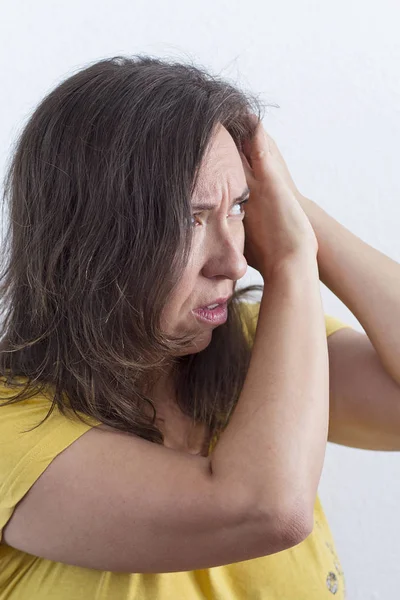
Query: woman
[[0, 56, 352, 598]]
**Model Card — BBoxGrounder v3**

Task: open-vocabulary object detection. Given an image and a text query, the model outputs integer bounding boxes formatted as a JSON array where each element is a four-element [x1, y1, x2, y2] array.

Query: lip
[[195, 295, 232, 310], [192, 303, 228, 325]]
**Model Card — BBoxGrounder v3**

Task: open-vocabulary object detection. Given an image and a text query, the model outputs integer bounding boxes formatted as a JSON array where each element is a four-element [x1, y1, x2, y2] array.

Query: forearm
[[210, 255, 329, 523], [303, 197, 400, 386]]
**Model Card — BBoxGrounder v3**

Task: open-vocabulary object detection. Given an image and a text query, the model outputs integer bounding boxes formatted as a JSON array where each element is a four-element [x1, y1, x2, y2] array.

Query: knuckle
[[252, 149, 266, 160]]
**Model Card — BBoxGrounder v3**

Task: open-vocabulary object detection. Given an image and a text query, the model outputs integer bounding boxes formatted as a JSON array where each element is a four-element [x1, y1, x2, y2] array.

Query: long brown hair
[[0, 55, 265, 445]]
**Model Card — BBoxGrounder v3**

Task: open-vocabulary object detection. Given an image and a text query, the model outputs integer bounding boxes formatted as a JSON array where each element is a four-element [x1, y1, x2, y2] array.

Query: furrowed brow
[[192, 187, 250, 212]]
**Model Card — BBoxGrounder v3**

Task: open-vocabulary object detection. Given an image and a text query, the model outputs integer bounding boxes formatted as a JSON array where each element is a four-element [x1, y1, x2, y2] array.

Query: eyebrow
[[191, 187, 250, 212]]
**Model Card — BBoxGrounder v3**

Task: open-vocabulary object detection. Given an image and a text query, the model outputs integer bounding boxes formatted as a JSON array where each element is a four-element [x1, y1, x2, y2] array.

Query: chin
[[182, 330, 213, 356]]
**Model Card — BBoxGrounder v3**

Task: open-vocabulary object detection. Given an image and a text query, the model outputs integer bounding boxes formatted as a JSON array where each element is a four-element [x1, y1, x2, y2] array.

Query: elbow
[[255, 495, 314, 552], [224, 480, 314, 554], [280, 507, 313, 546], [275, 497, 314, 547]]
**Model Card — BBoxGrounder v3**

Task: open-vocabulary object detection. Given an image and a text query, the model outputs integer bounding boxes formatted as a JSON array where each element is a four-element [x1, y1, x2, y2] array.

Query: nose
[[201, 229, 248, 281]]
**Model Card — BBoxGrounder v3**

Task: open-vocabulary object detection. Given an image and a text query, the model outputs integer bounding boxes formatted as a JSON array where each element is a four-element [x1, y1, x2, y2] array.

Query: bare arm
[[2, 256, 326, 573], [211, 254, 329, 532]]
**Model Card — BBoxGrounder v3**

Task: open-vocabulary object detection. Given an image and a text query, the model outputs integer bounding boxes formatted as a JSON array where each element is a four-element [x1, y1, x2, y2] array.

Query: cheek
[[159, 241, 204, 331], [160, 273, 196, 329]]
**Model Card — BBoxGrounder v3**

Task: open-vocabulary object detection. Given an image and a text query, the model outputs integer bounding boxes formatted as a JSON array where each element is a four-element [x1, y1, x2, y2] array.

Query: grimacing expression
[[160, 123, 249, 354]]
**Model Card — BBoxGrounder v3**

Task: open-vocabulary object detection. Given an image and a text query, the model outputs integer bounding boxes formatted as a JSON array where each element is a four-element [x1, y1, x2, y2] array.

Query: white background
[[1, 1, 400, 597]]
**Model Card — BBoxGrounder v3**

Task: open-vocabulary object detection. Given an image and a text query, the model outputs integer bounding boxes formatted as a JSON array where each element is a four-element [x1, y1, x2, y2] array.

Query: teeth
[[206, 303, 219, 309]]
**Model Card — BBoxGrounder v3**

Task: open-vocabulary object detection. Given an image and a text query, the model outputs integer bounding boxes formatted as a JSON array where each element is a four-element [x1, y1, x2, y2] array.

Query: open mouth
[[192, 302, 228, 325]]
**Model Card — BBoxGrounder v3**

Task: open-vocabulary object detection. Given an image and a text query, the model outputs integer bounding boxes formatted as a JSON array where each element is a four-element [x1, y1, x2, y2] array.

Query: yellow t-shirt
[[0, 302, 352, 599]]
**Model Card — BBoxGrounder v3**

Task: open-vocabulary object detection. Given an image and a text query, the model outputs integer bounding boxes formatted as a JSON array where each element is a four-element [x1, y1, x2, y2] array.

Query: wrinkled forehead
[[193, 125, 244, 202]]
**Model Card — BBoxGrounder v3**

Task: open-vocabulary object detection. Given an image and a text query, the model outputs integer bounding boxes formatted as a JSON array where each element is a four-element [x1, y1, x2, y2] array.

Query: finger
[[239, 149, 251, 171], [239, 150, 254, 183], [244, 119, 273, 181]]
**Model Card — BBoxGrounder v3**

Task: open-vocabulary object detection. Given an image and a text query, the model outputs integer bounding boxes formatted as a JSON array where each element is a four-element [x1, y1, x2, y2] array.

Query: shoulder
[[0, 375, 102, 542]]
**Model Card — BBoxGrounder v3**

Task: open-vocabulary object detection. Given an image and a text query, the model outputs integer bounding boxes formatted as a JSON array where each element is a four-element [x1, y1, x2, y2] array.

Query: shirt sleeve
[[0, 382, 102, 542], [240, 301, 353, 345]]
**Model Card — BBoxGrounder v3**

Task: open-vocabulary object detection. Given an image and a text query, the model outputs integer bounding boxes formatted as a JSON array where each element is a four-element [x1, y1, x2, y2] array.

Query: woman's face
[[161, 123, 249, 354]]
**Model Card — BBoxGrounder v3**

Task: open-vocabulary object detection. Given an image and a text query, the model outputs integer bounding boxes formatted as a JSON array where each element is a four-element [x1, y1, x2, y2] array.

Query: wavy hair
[[0, 55, 265, 445]]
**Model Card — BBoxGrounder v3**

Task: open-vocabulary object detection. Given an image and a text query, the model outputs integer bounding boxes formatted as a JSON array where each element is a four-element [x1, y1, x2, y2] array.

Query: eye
[[231, 198, 249, 216], [191, 214, 202, 228], [191, 198, 249, 228]]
